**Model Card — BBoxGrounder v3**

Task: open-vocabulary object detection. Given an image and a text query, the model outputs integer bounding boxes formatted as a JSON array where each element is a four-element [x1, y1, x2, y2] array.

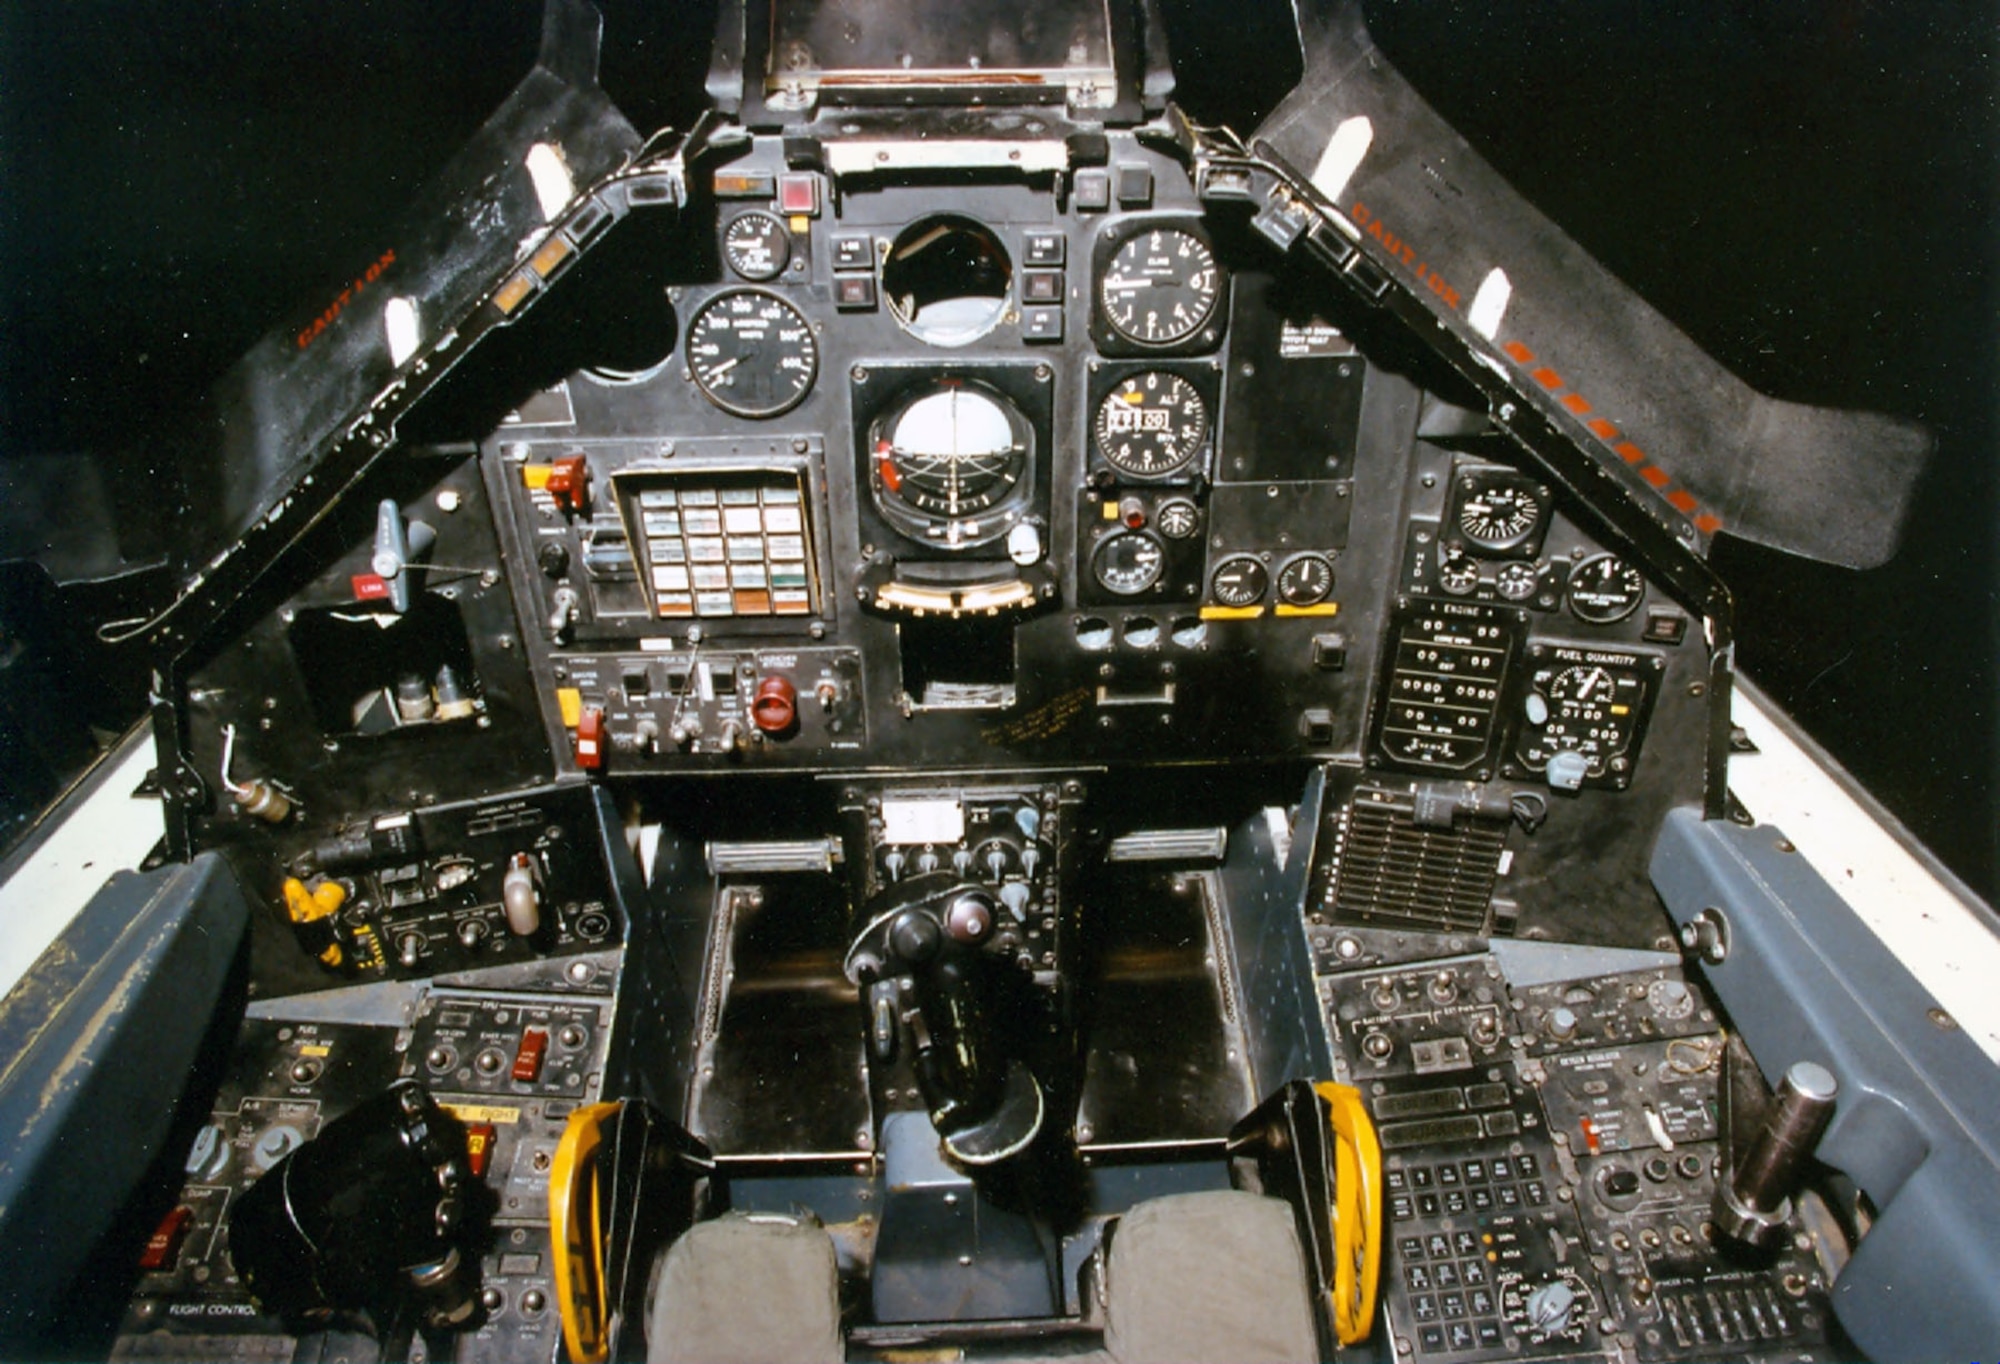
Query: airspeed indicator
[[687, 289, 817, 418]]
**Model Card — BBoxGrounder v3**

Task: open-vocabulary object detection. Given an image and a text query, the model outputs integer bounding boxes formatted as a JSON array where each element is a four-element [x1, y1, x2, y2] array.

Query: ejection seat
[[643, 1188, 1323, 1364]]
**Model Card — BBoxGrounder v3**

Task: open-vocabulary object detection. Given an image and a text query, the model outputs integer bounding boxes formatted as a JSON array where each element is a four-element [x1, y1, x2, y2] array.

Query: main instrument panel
[[469, 142, 1702, 816]]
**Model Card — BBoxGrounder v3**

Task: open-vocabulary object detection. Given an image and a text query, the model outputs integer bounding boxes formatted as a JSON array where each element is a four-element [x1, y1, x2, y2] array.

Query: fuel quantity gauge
[[1515, 650, 1658, 789]]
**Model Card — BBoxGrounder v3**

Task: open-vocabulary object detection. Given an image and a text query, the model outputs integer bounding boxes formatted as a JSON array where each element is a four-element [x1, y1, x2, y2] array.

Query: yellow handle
[[1315, 1081, 1383, 1345], [549, 1101, 622, 1364]]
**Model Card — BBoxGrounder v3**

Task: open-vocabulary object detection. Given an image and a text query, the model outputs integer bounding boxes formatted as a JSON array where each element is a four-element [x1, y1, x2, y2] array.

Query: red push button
[[776, 173, 820, 216], [751, 675, 798, 735], [464, 1122, 498, 1178], [575, 707, 605, 770], [139, 1205, 194, 1272], [512, 1028, 550, 1083]]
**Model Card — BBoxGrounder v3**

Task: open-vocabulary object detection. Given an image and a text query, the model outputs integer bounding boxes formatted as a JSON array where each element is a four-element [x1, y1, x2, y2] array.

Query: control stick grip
[[844, 874, 1041, 1163]]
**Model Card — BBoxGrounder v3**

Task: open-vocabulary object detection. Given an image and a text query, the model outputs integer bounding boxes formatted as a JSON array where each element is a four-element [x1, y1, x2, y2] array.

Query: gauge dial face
[[870, 381, 1033, 548], [1457, 482, 1545, 553], [1437, 547, 1480, 596], [1100, 229, 1221, 345], [1095, 372, 1208, 476], [1494, 561, 1540, 602], [1209, 555, 1268, 608], [723, 211, 790, 281], [1567, 554, 1646, 623], [1519, 662, 1650, 780], [687, 290, 817, 417], [1276, 553, 1334, 607], [1155, 498, 1200, 540], [1092, 530, 1166, 596]]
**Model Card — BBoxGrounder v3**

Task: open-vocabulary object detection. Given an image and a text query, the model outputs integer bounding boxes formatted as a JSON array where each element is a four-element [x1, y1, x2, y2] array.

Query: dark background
[[0, 0, 1992, 897]]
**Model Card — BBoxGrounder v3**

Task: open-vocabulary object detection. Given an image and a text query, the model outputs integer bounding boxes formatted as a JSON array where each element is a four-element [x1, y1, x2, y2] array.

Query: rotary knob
[[1526, 1279, 1576, 1332]]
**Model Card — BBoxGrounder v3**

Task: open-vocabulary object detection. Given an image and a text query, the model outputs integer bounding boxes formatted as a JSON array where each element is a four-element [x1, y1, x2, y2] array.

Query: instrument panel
[[465, 130, 1707, 827]]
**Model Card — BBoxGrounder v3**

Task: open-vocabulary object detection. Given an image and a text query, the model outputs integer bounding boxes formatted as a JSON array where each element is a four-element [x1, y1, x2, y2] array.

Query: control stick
[[844, 872, 1044, 1165]]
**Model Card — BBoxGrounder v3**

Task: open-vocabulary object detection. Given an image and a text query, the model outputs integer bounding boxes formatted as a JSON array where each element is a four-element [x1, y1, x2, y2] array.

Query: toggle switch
[[464, 1123, 498, 1178], [511, 1028, 550, 1083], [545, 454, 590, 513], [138, 1206, 195, 1272], [574, 707, 605, 770]]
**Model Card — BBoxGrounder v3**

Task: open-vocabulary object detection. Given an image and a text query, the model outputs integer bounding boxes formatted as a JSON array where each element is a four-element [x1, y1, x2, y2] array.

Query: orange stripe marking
[[1497, 335, 1724, 537]]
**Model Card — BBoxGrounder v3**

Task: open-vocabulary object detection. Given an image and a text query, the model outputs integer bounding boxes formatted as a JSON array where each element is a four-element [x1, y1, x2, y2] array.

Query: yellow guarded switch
[[556, 687, 583, 727], [281, 876, 346, 923], [523, 464, 555, 490]]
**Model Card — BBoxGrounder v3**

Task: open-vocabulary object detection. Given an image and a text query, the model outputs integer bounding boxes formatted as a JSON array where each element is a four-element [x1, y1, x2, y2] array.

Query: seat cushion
[[648, 1211, 843, 1364], [1102, 1190, 1320, 1364]]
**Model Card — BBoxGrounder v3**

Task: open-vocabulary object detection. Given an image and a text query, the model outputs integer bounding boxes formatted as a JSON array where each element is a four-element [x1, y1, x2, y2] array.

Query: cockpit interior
[[0, 2, 1994, 1363]]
